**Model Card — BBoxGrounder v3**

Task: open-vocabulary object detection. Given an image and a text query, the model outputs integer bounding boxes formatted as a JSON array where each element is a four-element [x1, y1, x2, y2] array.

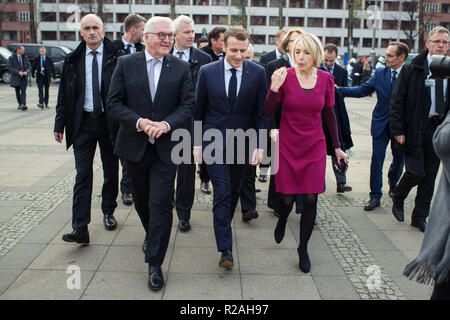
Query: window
[[193, 14, 209, 24], [105, 32, 114, 40], [3, 31, 18, 41], [383, 1, 399, 11], [401, 21, 416, 31], [18, 0, 29, 2], [325, 37, 341, 46], [443, 4, 450, 13], [327, 0, 342, 9], [18, 12, 30, 22], [116, 0, 130, 3], [212, 15, 228, 24], [326, 18, 341, 28], [424, 2, 439, 13], [382, 20, 397, 30], [380, 38, 390, 48], [288, 17, 304, 27], [269, 16, 285, 26], [308, 0, 323, 9], [60, 13, 73, 22], [176, 0, 189, 4], [307, 17, 323, 28], [250, 16, 266, 26], [344, 38, 360, 47], [251, 0, 267, 7], [289, 0, 304, 7], [61, 32, 76, 41], [211, 0, 228, 5], [345, 19, 361, 28], [41, 12, 56, 22], [3, 12, 16, 22], [362, 38, 375, 48], [231, 15, 246, 25], [425, 21, 438, 31], [194, 0, 209, 4], [135, 0, 152, 3], [116, 13, 128, 23], [42, 31, 57, 41], [251, 34, 266, 45], [269, 0, 285, 7]]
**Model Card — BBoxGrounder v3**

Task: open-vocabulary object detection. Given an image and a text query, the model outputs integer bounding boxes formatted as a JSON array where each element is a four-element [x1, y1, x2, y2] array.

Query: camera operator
[[390, 26, 450, 232]]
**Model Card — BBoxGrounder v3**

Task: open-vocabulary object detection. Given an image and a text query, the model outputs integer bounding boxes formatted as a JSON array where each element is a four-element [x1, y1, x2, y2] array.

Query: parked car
[[0, 47, 13, 84], [7, 43, 72, 78]]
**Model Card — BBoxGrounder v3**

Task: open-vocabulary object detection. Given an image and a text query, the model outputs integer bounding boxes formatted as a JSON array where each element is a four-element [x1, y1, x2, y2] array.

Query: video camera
[[429, 55, 450, 79]]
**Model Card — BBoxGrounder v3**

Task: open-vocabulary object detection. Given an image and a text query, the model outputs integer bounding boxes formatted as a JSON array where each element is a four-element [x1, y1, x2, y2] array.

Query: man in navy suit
[[319, 43, 353, 193], [194, 27, 268, 269], [338, 42, 408, 210]]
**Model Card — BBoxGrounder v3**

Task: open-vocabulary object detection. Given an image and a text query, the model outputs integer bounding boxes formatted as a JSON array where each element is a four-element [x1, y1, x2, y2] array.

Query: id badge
[[425, 75, 434, 87]]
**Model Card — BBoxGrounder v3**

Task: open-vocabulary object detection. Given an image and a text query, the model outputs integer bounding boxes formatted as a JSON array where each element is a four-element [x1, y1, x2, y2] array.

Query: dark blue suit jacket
[[195, 59, 268, 150], [339, 66, 396, 138]]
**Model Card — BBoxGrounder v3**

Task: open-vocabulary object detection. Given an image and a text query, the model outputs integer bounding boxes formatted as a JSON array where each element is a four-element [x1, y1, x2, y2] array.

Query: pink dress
[[265, 68, 337, 194]]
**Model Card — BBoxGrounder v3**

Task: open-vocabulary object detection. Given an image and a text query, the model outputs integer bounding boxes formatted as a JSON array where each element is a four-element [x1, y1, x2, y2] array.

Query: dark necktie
[[176, 51, 184, 60], [18, 56, 23, 72], [435, 78, 445, 117], [41, 57, 45, 75], [228, 68, 237, 108], [125, 44, 131, 54], [392, 70, 397, 85], [91, 51, 102, 117]]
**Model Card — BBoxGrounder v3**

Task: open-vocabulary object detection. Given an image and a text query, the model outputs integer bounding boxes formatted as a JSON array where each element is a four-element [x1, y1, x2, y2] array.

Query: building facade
[[29, 0, 448, 55], [0, 0, 33, 48]]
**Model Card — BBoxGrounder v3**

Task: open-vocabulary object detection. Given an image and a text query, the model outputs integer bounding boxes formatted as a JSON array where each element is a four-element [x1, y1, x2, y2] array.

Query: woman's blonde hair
[[363, 61, 371, 71], [281, 28, 305, 54], [291, 33, 324, 68]]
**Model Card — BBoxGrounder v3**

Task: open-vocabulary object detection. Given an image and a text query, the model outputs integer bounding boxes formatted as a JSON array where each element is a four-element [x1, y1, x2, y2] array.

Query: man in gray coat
[[8, 46, 30, 110]]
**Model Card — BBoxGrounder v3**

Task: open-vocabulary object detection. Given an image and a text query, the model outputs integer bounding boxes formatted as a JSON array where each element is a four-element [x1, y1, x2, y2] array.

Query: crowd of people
[[8, 12, 448, 298]]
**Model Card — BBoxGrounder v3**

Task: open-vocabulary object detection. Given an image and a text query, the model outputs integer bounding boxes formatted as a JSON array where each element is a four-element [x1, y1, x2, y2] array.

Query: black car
[[7, 43, 72, 78], [0, 47, 13, 84]]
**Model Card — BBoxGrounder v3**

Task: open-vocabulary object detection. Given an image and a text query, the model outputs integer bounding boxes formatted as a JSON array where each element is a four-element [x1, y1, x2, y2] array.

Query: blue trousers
[[370, 125, 404, 200]]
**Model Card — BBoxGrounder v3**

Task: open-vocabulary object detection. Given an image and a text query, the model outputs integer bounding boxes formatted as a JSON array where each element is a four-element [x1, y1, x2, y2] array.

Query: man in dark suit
[[112, 13, 146, 207], [54, 14, 126, 244], [8, 46, 30, 111], [194, 27, 267, 269], [390, 27, 450, 232], [171, 15, 212, 232], [319, 44, 353, 193], [107, 16, 194, 290], [32, 47, 55, 109], [338, 42, 408, 211], [258, 28, 287, 67]]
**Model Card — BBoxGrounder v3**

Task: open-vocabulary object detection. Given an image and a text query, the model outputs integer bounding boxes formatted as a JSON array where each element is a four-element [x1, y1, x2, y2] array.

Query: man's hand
[[334, 148, 349, 164], [144, 121, 169, 139], [395, 135, 405, 145], [251, 149, 264, 166], [269, 129, 279, 144], [193, 148, 202, 164], [54, 132, 64, 143]]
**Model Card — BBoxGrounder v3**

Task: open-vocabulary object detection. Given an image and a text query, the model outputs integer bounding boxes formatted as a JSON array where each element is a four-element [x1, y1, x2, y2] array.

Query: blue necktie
[[228, 68, 237, 108], [392, 70, 397, 85], [125, 44, 132, 54]]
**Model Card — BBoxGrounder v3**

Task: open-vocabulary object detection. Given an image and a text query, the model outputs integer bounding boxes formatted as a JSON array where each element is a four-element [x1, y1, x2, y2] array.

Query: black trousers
[[71, 112, 118, 230], [14, 77, 27, 106], [431, 278, 450, 300], [239, 164, 256, 213], [175, 162, 196, 221], [393, 120, 441, 222], [36, 77, 50, 105], [126, 143, 177, 266], [199, 162, 210, 183], [119, 158, 131, 194]]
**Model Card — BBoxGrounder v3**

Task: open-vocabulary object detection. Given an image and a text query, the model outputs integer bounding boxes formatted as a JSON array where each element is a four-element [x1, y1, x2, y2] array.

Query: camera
[[429, 55, 450, 79]]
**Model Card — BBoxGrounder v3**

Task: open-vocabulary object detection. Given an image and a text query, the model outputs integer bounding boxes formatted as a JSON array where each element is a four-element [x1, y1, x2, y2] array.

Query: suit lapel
[[137, 51, 152, 105], [153, 55, 171, 105]]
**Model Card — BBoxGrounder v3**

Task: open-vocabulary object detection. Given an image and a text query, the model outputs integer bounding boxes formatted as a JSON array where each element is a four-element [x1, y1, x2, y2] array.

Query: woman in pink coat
[[264, 33, 348, 273]]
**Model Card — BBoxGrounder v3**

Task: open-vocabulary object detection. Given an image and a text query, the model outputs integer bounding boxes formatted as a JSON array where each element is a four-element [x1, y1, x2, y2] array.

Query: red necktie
[[18, 56, 23, 71]]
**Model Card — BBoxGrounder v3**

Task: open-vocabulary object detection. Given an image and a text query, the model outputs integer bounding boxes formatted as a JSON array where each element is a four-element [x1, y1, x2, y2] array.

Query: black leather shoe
[[45, 103, 49, 108], [243, 210, 258, 220], [274, 218, 287, 244], [62, 227, 90, 244], [364, 199, 380, 211], [337, 183, 352, 193], [392, 199, 404, 222], [258, 174, 267, 183], [121, 193, 133, 205], [103, 214, 117, 230], [388, 185, 395, 198], [178, 219, 191, 232], [148, 265, 164, 291], [200, 182, 211, 194], [17, 105, 21, 110], [298, 247, 311, 273], [37, 103, 44, 109], [219, 250, 234, 268], [21, 105, 27, 110], [411, 220, 427, 232]]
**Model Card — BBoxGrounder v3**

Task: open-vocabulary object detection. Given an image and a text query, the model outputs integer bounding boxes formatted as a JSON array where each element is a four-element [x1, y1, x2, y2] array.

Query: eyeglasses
[[385, 53, 398, 58], [429, 40, 449, 45], [149, 32, 175, 41]]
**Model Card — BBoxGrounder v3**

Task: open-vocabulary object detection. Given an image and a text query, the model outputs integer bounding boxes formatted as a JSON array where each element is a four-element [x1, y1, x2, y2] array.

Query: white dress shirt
[[275, 48, 283, 60], [287, 54, 294, 68], [224, 59, 243, 97], [84, 44, 104, 112], [427, 54, 448, 117], [174, 45, 190, 63], [121, 37, 136, 54]]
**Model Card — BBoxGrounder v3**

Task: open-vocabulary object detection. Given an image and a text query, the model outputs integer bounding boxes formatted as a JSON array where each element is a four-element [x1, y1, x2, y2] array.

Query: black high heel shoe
[[274, 218, 287, 244], [297, 247, 311, 273]]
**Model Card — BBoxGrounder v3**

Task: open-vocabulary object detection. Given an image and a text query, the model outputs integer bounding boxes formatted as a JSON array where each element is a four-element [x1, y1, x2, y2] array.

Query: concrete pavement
[[0, 82, 435, 300]]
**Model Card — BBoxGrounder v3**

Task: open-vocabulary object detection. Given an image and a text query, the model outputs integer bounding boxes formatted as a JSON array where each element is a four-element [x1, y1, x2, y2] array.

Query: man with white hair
[[54, 14, 126, 243], [107, 16, 195, 291], [171, 15, 212, 233]]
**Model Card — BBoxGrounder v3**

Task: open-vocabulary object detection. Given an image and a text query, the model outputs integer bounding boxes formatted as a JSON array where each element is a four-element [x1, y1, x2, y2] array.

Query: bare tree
[[347, 0, 362, 59], [0, 0, 12, 45], [170, 0, 176, 20], [278, 0, 284, 29], [232, 0, 247, 29]]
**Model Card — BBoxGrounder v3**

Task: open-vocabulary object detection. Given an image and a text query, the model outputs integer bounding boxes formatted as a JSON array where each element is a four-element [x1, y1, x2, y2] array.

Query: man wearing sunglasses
[[390, 26, 450, 232], [337, 42, 408, 211]]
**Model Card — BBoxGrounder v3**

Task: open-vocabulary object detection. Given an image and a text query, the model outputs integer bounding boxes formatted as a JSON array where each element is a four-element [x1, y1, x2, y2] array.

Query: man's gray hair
[[174, 15, 194, 32], [144, 16, 175, 34], [80, 13, 103, 28], [428, 26, 450, 40]]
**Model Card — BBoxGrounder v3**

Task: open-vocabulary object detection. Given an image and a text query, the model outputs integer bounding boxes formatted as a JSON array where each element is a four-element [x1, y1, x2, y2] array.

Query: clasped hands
[[193, 148, 264, 166], [139, 118, 168, 139]]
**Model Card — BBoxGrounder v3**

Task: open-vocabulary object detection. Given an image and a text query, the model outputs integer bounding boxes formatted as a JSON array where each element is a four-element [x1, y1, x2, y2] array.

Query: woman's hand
[[334, 148, 349, 164], [271, 67, 288, 92]]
